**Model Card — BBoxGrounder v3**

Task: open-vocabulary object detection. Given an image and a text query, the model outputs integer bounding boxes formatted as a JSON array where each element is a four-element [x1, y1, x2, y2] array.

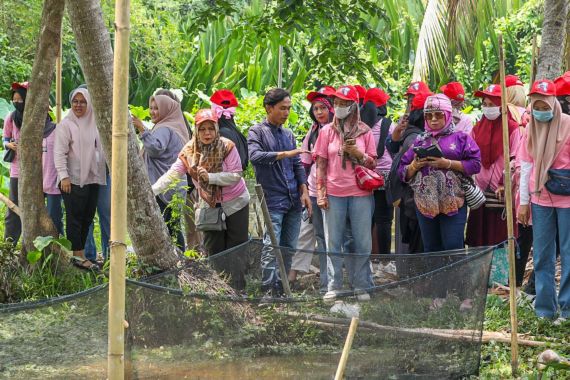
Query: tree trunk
[[18, 0, 64, 254], [537, 0, 570, 80], [65, 0, 179, 269]]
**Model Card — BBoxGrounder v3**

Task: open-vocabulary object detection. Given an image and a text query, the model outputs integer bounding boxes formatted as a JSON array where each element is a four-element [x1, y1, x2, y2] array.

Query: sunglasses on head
[[424, 111, 445, 120]]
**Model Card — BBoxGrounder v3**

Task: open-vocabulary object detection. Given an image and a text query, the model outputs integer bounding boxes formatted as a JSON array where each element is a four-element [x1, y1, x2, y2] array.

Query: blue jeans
[[261, 207, 302, 293], [324, 195, 374, 291], [85, 173, 111, 262], [46, 194, 64, 236], [416, 206, 467, 252], [531, 204, 570, 318]]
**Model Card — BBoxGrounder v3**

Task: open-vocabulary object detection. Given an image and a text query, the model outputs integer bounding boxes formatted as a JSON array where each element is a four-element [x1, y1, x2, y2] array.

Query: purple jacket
[[398, 131, 481, 181]]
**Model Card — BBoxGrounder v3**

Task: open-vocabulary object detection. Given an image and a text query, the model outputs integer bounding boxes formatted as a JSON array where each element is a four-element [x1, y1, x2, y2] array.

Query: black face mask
[[13, 102, 25, 113], [557, 97, 570, 115]]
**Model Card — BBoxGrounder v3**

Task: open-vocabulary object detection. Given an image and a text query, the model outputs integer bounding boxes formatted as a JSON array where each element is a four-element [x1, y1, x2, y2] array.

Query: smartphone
[[413, 145, 443, 159]]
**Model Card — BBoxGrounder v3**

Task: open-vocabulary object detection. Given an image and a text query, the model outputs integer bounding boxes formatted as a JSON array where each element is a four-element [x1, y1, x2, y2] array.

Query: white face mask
[[482, 106, 501, 120], [334, 103, 355, 119]]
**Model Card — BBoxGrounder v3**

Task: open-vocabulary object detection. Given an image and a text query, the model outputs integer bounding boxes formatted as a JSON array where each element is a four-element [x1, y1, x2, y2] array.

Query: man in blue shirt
[[248, 88, 311, 297]]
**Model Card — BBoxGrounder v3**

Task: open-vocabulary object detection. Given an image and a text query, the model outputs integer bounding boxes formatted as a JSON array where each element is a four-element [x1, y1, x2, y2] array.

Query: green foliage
[[26, 235, 72, 265]]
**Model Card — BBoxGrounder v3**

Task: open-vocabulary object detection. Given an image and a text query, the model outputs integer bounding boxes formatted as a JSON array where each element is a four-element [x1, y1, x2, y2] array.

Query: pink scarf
[[211, 103, 237, 120], [423, 94, 453, 137]]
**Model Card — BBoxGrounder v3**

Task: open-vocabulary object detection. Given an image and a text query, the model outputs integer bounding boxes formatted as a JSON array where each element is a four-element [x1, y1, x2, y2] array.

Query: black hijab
[[218, 116, 248, 171], [11, 87, 27, 129]]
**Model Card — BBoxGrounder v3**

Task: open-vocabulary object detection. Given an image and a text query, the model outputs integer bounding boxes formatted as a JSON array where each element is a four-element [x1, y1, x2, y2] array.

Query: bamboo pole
[[254, 184, 292, 297], [498, 34, 519, 377], [278, 45, 283, 88], [531, 36, 538, 85], [334, 317, 359, 380], [107, 0, 130, 378], [55, 24, 62, 123]]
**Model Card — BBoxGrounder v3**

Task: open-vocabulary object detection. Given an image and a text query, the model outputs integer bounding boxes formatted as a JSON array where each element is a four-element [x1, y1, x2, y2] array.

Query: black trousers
[[156, 197, 185, 250], [61, 184, 99, 251], [516, 223, 533, 286], [203, 204, 249, 290], [373, 189, 394, 254], [4, 177, 21, 244]]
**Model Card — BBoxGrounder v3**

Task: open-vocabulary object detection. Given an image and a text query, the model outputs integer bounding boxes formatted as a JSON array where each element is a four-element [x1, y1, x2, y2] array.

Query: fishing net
[[0, 240, 493, 379]]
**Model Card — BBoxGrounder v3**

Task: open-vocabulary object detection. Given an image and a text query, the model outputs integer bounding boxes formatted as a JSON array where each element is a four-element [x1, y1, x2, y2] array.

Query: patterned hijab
[[423, 94, 454, 137], [179, 116, 235, 207], [331, 100, 370, 168]]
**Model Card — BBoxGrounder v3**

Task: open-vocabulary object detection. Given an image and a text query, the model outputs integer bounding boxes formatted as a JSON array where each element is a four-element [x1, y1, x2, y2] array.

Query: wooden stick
[[108, 0, 130, 378], [334, 317, 359, 380], [289, 312, 561, 348], [0, 192, 20, 216], [254, 184, 292, 297], [278, 45, 283, 88], [531, 35, 538, 85], [497, 34, 520, 376], [55, 23, 62, 124]]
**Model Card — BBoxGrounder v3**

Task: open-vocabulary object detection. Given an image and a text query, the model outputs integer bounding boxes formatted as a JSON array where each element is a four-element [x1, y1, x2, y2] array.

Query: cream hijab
[[527, 94, 570, 193]]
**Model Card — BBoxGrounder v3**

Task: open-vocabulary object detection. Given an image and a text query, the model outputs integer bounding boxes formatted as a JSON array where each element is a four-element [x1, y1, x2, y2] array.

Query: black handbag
[[195, 206, 227, 231], [3, 149, 15, 163], [545, 168, 570, 196]]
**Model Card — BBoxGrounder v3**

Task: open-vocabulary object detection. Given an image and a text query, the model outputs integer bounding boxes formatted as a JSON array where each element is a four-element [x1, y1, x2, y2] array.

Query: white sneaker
[[553, 317, 568, 326], [323, 290, 338, 302]]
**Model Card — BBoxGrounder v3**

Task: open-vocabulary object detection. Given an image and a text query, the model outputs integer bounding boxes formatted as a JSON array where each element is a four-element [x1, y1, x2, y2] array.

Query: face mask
[[12, 102, 24, 113], [334, 103, 355, 119], [482, 106, 501, 120], [532, 109, 554, 122]]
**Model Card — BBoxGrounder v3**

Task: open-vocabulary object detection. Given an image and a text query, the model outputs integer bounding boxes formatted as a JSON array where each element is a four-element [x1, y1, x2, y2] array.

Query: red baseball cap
[[406, 81, 430, 96], [505, 74, 524, 87], [194, 109, 218, 125], [439, 82, 465, 102], [528, 79, 556, 96], [410, 91, 434, 111], [307, 86, 336, 102], [11, 82, 29, 91], [332, 85, 359, 103], [554, 75, 570, 96], [363, 88, 390, 107], [474, 84, 502, 98], [353, 85, 367, 101], [210, 89, 238, 108]]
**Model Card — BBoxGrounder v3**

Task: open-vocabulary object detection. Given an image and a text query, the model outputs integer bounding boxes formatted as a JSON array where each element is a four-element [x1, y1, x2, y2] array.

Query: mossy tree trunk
[[537, 0, 570, 80], [18, 0, 64, 254]]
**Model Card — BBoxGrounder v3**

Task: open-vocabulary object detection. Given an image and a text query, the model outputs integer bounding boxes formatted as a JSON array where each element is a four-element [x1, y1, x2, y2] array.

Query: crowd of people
[[3, 72, 569, 323]]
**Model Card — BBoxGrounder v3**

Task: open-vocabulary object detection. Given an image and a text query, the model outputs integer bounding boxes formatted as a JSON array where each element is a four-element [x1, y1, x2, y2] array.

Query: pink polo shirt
[[519, 132, 570, 208], [314, 124, 377, 197]]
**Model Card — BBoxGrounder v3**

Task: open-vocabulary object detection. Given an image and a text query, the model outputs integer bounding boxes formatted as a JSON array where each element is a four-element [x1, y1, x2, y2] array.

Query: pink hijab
[[423, 94, 453, 136], [150, 95, 190, 144]]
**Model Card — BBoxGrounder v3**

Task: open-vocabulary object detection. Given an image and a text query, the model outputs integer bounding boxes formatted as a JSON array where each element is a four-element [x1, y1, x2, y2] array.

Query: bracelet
[[447, 159, 452, 169]]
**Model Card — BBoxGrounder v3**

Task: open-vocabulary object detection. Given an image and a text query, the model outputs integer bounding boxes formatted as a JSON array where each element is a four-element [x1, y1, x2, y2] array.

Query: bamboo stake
[[530, 36, 538, 86], [55, 23, 62, 124], [278, 45, 283, 88], [108, 0, 130, 378], [0, 192, 20, 216], [254, 184, 292, 297], [498, 34, 519, 377], [334, 317, 359, 380]]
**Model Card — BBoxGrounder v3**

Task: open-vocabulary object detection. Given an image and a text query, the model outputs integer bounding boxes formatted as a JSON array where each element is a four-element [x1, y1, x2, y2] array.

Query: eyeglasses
[[72, 100, 87, 106], [424, 111, 445, 120]]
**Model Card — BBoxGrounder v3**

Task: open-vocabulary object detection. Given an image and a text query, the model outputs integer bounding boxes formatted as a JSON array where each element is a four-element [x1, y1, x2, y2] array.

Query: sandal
[[71, 256, 99, 271]]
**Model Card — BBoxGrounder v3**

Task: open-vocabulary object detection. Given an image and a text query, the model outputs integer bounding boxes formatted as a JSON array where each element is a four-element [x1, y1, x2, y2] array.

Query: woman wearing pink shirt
[[315, 85, 378, 302], [153, 109, 250, 290], [518, 80, 570, 323], [466, 84, 520, 247]]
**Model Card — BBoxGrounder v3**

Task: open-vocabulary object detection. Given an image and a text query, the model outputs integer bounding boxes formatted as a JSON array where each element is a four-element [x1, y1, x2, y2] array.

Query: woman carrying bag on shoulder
[[518, 79, 570, 323], [152, 109, 250, 290]]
